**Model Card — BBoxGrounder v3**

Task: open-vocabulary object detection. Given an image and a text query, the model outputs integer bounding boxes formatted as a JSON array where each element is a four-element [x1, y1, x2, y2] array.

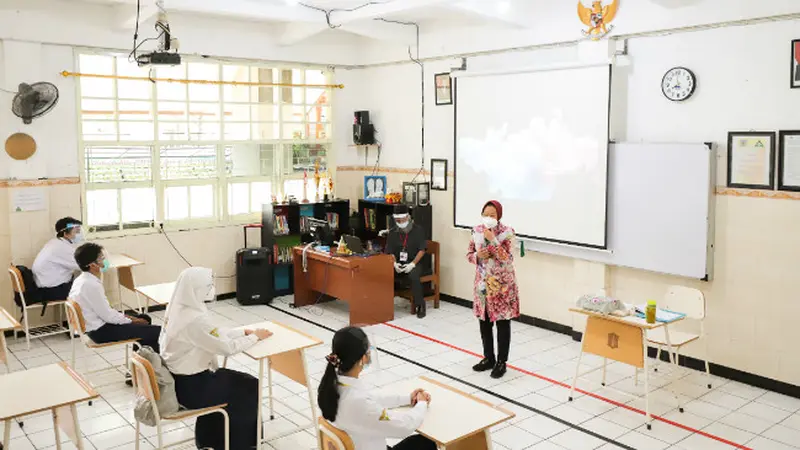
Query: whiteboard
[[453, 64, 611, 248], [515, 143, 715, 279]]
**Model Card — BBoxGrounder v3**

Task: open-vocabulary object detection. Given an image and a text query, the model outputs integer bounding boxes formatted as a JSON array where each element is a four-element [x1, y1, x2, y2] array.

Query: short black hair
[[55, 217, 82, 238], [74, 242, 103, 272]]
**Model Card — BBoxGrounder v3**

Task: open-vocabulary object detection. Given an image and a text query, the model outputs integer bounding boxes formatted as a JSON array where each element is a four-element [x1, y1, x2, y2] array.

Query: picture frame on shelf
[[778, 130, 800, 191], [435, 72, 453, 106], [430, 158, 448, 191], [416, 182, 430, 206], [402, 182, 417, 206], [726, 131, 776, 190], [363, 175, 387, 201]]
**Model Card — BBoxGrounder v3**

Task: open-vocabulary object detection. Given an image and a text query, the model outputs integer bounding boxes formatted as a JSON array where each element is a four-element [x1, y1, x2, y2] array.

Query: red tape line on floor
[[384, 322, 752, 450]]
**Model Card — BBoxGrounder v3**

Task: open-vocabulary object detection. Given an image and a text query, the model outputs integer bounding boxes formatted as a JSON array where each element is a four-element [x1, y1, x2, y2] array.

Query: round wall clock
[[661, 67, 696, 102]]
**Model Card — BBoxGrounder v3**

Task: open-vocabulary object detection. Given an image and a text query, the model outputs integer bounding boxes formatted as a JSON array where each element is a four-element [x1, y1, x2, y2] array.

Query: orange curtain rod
[[60, 70, 344, 89]]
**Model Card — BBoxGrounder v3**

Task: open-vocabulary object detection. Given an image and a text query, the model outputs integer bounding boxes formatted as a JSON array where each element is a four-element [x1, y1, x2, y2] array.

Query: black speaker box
[[353, 123, 375, 145], [236, 248, 273, 305], [354, 110, 370, 125]]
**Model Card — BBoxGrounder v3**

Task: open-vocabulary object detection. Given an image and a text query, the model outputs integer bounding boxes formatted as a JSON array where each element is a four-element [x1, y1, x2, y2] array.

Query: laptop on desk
[[343, 234, 380, 256]]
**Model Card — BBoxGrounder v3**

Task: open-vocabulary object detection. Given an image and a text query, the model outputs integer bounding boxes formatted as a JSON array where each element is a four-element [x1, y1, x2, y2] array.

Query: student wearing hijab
[[318, 326, 437, 450], [32, 217, 84, 302], [159, 267, 272, 450], [384, 204, 428, 318], [466, 200, 519, 379]]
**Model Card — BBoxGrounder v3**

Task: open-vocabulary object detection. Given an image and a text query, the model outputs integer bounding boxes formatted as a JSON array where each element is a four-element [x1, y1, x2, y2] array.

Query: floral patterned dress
[[466, 222, 520, 322]]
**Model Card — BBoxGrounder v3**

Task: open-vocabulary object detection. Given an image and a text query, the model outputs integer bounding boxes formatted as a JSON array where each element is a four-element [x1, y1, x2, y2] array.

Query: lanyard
[[402, 232, 408, 250]]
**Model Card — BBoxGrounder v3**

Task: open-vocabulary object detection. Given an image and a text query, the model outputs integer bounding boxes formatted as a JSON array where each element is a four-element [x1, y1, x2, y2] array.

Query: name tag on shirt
[[399, 251, 408, 263]]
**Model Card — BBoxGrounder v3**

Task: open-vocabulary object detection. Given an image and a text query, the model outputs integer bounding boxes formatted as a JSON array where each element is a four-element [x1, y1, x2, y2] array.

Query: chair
[[318, 418, 355, 450], [8, 264, 69, 350], [397, 240, 441, 313], [65, 299, 139, 385], [646, 285, 712, 389], [131, 353, 230, 450]]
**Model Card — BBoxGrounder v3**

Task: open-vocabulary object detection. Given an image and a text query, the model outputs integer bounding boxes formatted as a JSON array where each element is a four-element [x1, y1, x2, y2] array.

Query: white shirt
[[161, 315, 258, 375], [32, 238, 80, 288], [69, 272, 130, 332], [333, 376, 428, 450]]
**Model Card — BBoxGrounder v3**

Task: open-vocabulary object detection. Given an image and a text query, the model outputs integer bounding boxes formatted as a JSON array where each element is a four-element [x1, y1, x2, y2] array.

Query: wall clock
[[661, 67, 697, 102]]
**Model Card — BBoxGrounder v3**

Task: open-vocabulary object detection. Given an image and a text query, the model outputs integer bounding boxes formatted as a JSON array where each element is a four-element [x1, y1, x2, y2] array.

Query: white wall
[[334, 18, 800, 385]]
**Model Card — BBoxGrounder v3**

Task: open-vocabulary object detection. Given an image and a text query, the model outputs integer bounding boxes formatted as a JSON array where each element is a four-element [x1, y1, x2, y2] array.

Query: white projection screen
[[454, 64, 612, 248]]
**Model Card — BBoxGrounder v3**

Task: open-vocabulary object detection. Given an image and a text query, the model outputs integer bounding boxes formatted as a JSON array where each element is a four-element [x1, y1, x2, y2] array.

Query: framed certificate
[[430, 159, 448, 191], [778, 130, 800, 191], [726, 131, 776, 190]]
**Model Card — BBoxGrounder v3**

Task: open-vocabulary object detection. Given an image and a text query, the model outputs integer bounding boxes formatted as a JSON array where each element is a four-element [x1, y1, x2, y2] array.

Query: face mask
[[96, 258, 110, 273], [397, 221, 409, 229], [72, 233, 84, 245], [482, 216, 498, 229], [362, 345, 378, 372]]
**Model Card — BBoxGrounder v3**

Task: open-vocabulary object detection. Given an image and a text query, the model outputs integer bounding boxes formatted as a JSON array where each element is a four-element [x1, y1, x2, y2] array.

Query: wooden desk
[[235, 320, 323, 449], [0, 308, 21, 373], [292, 247, 394, 326], [134, 282, 175, 310], [386, 376, 515, 449], [568, 308, 684, 429], [0, 362, 99, 450], [106, 254, 144, 312]]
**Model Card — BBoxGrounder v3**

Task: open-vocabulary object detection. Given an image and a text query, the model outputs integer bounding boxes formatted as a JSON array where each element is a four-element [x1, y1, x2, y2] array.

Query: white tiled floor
[[2, 296, 800, 450]]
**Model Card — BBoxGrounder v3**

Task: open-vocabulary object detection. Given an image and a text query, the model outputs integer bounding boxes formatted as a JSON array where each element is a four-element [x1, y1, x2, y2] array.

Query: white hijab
[[159, 267, 215, 354]]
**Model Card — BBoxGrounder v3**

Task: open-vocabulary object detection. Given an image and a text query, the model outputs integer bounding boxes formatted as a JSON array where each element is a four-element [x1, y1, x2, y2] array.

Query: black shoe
[[472, 358, 496, 372], [416, 304, 426, 319], [125, 378, 133, 387], [490, 361, 507, 379]]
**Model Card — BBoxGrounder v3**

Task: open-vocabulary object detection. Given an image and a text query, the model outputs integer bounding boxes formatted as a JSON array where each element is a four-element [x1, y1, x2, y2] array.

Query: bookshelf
[[356, 199, 432, 251]]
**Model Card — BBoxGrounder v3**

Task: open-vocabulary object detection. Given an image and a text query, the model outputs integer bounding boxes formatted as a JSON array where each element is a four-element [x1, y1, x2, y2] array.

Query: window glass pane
[[165, 186, 188, 220], [280, 69, 304, 104], [305, 70, 327, 86], [282, 105, 306, 122], [82, 121, 117, 141], [286, 143, 327, 174], [190, 185, 214, 218], [226, 144, 274, 177], [119, 121, 154, 141], [159, 122, 188, 140], [252, 68, 277, 103], [283, 179, 324, 201], [189, 122, 220, 141], [188, 63, 219, 101], [161, 145, 217, 180], [252, 123, 278, 140], [223, 65, 250, 102], [283, 123, 305, 140], [224, 104, 250, 122], [252, 105, 278, 122], [121, 187, 155, 224], [81, 99, 115, 121], [307, 88, 330, 106], [308, 123, 331, 140], [85, 146, 152, 183], [158, 101, 187, 121], [228, 182, 249, 216], [116, 58, 152, 99], [306, 105, 330, 123], [119, 101, 153, 121], [86, 189, 118, 226], [79, 54, 114, 98], [156, 64, 186, 101], [251, 182, 271, 212], [224, 123, 250, 141], [189, 103, 221, 122]]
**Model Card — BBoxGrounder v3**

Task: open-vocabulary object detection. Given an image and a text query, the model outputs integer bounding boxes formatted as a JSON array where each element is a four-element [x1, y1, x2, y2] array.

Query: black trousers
[[395, 266, 424, 308], [389, 434, 438, 450], [174, 368, 259, 450], [479, 309, 511, 362], [38, 281, 72, 302], [86, 313, 161, 353]]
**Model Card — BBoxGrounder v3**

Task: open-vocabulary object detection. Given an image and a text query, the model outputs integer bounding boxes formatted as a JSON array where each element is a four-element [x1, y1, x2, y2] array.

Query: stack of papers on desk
[[633, 305, 686, 323]]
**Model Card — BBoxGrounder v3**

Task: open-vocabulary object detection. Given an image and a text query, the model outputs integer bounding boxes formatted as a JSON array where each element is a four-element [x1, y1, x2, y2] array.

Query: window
[[77, 52, 333, 231]]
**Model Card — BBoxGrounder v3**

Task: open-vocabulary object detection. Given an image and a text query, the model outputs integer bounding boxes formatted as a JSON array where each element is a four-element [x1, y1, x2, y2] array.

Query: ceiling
[[78, 0, 537, 46]]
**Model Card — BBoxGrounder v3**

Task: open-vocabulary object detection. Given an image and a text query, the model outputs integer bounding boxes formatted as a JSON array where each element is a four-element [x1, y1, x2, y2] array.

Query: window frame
[[75, 49, 335, 236]]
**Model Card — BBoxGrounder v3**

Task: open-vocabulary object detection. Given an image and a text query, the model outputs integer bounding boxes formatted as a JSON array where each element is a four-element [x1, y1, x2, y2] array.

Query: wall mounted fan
[[11, 82, 60, 124]]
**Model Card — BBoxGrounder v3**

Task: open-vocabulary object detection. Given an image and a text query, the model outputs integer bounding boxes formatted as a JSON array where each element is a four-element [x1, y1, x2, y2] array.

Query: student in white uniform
[[32, 217, 83, 302], [70, 243, 161, 351], [318, 326, 437, 450], [159, 267, 272, 450]]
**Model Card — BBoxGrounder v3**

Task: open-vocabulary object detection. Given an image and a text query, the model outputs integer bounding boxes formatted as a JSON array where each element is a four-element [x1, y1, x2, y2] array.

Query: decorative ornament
[[578, 0, 619, 41], [313, 158, 321, 202], [302, 169, 309, 203], [5, 133, 36, 160]]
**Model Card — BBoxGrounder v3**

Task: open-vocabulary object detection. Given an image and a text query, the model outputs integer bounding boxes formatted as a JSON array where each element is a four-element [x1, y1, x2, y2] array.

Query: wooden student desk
[[292, 247, 394, 325], [568, 308, 685, 429], [230, 320, 323, 449], [0, 362, 99, 450], [386, 376, 515, 449], [134, 282, 176, 311], [0, 307, 21, 373], [106, 253, 144, 312]]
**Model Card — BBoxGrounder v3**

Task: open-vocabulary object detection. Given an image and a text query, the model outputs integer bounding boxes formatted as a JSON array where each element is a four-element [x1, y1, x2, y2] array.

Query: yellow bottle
[[646, 300, 657, 324]]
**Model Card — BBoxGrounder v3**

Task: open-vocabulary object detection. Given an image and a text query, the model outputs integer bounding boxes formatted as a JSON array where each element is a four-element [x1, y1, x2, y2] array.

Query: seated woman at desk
[[318, 326, 437, 450], [32, 217, 84, 303], [159, 267, 272, 450]]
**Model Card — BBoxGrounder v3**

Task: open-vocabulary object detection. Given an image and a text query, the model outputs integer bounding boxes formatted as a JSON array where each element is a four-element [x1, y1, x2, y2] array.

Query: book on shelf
[[326, 212, 339, 230], [273, 214, 290, 236]]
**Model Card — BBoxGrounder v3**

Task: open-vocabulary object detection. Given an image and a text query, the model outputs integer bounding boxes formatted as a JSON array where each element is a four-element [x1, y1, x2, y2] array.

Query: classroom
[[2, 0, 800, 449]]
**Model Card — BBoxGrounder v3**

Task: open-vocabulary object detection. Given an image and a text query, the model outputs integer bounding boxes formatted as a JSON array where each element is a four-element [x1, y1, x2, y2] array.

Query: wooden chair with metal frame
[[318, 417, 355, 450], [8, 264, 70, 350], [646, 285, 713, 389], [131, 353, 230, 450], [397, 240, 441, 314]]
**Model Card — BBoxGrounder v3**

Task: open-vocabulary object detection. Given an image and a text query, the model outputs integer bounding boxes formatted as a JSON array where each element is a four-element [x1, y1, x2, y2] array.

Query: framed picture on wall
[[778, 130, 800, 191], [402, 182, 417, 205], [435, 73, 453, 105], [792, 39, 800, 89], [726, 131, 776, 190], [364, 175, 387, 201], [430, 158, 448, 191], [416, 182, 430, 206]]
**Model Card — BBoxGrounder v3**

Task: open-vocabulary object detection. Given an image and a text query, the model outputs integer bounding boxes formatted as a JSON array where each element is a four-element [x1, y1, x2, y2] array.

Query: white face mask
[[72, 233, 84, 244], [482, 216, 498, 229], [397, 221, 409, 229]]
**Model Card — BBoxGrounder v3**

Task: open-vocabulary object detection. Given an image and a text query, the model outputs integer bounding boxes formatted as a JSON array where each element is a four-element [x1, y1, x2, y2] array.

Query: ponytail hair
[[317, 326, 370, 422]]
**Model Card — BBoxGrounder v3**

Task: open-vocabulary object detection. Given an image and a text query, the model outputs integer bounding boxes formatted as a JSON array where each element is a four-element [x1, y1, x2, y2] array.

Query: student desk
[[233, 320, 323, 449], [134, 282, 175, 311], [0, 362, 99, 450], [106, 253, 144, 312], [568, 308, 684, 429], [386, 376, 515, 449], [292, 247, 394, 325], [0, 307, 21, 373]]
